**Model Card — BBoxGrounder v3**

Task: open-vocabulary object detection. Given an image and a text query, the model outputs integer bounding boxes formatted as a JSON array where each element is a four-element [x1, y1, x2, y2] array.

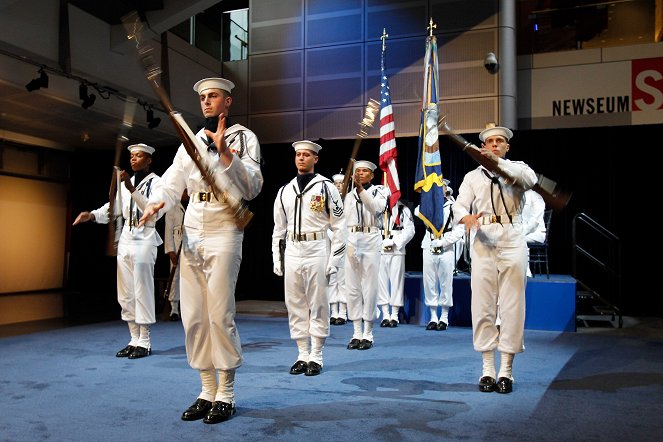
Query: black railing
[[572, 212, 623, 328]]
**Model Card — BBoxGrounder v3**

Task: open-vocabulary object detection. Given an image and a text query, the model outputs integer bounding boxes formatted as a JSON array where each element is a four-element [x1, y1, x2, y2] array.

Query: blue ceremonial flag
[[414, 33, 446, 237]]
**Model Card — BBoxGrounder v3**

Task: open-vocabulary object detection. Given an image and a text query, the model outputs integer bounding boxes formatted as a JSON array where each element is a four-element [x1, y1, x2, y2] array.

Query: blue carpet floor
[[1, 311, 662, 441]]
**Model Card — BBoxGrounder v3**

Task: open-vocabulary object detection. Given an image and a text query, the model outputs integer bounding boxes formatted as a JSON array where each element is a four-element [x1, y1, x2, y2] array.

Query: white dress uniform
[[272, 171, 346, 368], [92, 171, 162, 349], [377, 201, 415, 324], [344, 174, 390, 344], [327, 227, 348, 323], [453, 160, 536, 356], [150, 124, 262, 392], [164, 201, 185, 315], [417, 195, 465, 329]]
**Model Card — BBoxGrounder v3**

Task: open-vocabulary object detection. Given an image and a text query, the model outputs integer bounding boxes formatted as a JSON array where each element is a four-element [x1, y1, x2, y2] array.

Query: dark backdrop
[[66, 123, 661, 320]]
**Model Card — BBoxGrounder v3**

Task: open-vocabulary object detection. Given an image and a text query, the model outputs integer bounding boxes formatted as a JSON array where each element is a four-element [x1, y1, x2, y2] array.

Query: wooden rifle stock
[[439, 118, 572, 211]]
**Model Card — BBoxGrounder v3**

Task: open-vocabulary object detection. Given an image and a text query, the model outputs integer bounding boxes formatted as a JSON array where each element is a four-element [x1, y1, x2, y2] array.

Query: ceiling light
[[25, 68, 49, 92], [79, 83, 96, 109], [147, 107, 161, 129]]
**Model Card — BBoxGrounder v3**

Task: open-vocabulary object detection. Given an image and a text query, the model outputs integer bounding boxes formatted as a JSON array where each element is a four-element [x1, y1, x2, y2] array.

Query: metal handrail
[[572, 212, 622, 327]]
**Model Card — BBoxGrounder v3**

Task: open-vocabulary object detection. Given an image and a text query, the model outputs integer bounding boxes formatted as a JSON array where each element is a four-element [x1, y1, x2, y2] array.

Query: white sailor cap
[[127, 143, 155, 155], [353, 160, 377, 173], [332, 173, 344, 183], [479, 126, 513, 142], [193, 77, 235, 95], [292, 140, 322, 154]]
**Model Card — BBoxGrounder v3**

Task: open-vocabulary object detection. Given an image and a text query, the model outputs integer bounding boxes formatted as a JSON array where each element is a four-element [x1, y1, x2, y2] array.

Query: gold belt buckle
[[491, 215, 497, 223], [199, 192, 210, 202]]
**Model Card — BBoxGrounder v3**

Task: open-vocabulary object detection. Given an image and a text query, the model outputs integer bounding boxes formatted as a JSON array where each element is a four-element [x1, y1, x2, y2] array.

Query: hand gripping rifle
[[340, 99, 381, 199], [121, 11, 253, 230], [106, 98, 137, 256], [439, 117, 572, 211]]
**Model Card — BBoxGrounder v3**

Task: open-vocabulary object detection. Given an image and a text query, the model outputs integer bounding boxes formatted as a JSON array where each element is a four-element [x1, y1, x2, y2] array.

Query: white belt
[[287, 231, 326, 242], [479, 214, 521, 225], [349, 226, 379, 233]]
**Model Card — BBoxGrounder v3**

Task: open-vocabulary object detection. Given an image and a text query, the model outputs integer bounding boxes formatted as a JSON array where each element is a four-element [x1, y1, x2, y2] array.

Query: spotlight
[[25, 68, 49, 92], [79, 83, 96, 109], [146, 107, 161, 129]]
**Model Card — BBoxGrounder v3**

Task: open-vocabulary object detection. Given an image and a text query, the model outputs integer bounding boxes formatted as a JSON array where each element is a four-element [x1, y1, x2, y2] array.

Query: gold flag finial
[[427, 18, 436, 37], [381, 28, 388, 52]]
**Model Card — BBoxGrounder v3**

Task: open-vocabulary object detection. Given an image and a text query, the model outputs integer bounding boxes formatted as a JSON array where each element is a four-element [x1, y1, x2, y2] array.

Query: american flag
[[378, 30, 401, 211]]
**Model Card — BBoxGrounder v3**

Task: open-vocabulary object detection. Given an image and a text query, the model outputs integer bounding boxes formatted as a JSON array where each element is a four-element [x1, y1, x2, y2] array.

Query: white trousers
[[345, 235, 381, 322], [470, 238, 527, 355], [167, 260, 180, 303], [377, 253, 405, 307], [422, 249, 455, 308], [284, 241, 330, 339], [327, 265, 346, 304], [180, 227, 244, 371], [116, 240, 157, 325]]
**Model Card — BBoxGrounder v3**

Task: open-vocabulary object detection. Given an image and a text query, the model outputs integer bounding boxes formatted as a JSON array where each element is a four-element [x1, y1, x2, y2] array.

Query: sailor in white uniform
[[164, 190, 187, 320], [73, 143, 162, 359], [272, 141, 346, 376], [140, 77, 263, 424], [343, 160, 390, 350], [377, 200, 415, 327], [328, 173, 349, 325], [417, 182, 465, 331], [453, 126, 537, 395]]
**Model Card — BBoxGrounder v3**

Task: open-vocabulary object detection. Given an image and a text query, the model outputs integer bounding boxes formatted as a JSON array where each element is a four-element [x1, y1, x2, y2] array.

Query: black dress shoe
[[336, 318, 347, 325], [128, 346, 151, 359], [116, 345, 135, 358], [203, 401, 236, 424], [305, 361, 322, 376], [181, 398, 213, 421], [426, 321, 437, 330], [289, 360, 308, 375], [330, 317, 338, 325], [357, 339, 373, 350], [170, 313, 180, 321], [437, 321, 448, 331], [347, 338, 361, 349], [479, 376, 497, 393], [389, 319, 398, 328], [380, 319, 390, 327], [496, 377, 513, 394]]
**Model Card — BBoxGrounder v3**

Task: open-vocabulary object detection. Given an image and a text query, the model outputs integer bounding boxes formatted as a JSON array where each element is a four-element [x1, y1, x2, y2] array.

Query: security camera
[[484, 52, 498, 73]]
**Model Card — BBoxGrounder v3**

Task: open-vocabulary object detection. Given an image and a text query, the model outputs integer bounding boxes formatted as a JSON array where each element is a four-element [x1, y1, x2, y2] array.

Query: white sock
[[330, 303, 339, 318], [353, 319, 363, 340], [381, 304, 390, 320], [295, 338, 310, 362], [309, 336, 325, 366], [363, 320, 374, 342], [215, 369, 235, 404], [440, 307, 449, 324], [498, 352, 515, 380], [137, 324, 151, 349], [429, 306, 439, 323], [390, 306, 400, 322], [339, 303, 347, 319], [127, 321, 139, 346], [482, 350, 496, 379], [199, 369, 217, 402]]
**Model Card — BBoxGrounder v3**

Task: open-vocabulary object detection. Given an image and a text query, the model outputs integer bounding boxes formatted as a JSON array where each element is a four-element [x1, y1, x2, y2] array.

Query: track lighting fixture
[[146, 106, 161, 129], [25, 68, 49, 92], [79, 83, 96, 109]]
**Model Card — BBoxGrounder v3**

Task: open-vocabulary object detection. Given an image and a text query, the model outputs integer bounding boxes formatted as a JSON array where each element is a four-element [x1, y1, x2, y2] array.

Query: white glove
[[431, 239, 444, 248], [273, 263, 283, 277], [382, 238, 395, 248], [325, 264, 338, 277]]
